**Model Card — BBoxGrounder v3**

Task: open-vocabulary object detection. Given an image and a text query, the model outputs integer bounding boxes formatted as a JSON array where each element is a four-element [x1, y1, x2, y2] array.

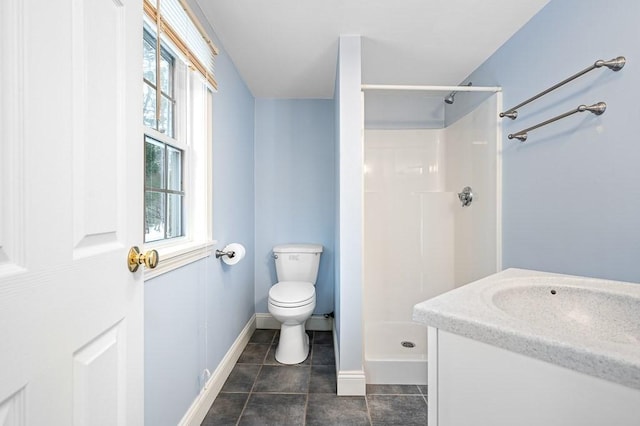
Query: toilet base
[[275, 322, 310, 364]]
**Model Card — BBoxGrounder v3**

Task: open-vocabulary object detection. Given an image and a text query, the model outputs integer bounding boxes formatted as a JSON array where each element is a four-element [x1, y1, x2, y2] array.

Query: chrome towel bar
[[508, 102, 606, 142], [500, 56, 625, 120]]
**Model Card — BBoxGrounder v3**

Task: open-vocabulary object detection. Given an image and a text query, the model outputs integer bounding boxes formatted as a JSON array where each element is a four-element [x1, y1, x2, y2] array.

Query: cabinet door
[[434, 330, 640, 426]]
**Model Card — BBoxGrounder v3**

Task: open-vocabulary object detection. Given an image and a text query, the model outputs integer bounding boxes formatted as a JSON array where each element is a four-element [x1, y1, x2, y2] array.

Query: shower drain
[[401, 341, 415, 348]]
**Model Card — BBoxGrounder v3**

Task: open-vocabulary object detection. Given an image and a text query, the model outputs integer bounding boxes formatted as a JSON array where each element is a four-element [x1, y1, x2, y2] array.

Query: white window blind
[[144, 0, 218, 90]]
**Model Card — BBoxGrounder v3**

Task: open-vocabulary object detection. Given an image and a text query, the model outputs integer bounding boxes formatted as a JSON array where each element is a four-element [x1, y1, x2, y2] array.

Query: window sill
[[143, 239, 216, 281]]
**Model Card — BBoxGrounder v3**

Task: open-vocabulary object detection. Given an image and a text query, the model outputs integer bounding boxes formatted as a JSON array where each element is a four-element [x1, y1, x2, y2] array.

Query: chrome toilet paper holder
[[215, 243, 246, 265], [215, 249, 236, 259]]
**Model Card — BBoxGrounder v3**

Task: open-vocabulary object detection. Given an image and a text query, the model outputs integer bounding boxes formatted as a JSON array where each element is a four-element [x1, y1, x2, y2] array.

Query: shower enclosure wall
[[363, 90, 501, 384]]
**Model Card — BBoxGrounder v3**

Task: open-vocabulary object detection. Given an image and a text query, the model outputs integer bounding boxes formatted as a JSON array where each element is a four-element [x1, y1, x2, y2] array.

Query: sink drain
[[401, 341, 415, 348]]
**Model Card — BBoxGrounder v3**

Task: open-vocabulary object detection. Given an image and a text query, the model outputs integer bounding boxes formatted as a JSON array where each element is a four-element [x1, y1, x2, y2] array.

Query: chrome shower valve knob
[[458, 186, 473, 207]]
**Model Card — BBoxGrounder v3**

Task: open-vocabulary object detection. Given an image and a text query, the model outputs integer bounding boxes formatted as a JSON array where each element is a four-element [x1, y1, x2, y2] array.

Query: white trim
[[495, 91, 504, 273], [255, 313, 333, 331], [307, 315, 332, 330], [361, 84, 502, 92], [333, 320, 366, 396], [255, 313, 280, 329], [178, 314, 257, 426], [333, 320, 341, 388], [337, 369, 367, 396], [144, 239, 216, 280], [333, 321, 340, 368]]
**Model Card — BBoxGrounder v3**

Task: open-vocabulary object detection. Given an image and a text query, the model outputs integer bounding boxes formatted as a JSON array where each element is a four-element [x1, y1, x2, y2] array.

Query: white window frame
[[143, 20, 214, 280]]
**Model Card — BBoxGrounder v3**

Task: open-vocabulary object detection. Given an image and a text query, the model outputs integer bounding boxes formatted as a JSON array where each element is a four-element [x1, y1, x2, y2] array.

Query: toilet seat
[[268, 281, 315, 308]]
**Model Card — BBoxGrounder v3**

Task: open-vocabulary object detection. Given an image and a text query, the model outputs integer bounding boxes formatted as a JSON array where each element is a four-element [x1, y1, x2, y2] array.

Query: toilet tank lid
[[273, 244, 323, 254]]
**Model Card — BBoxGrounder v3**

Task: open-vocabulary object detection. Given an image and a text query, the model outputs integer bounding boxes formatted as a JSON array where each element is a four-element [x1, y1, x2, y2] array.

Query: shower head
[[444, 82, 472, 104]]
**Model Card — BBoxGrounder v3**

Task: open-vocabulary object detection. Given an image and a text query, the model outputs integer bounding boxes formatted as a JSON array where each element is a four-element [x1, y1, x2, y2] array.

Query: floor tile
[[205, 330, 430, 426], [238, 393, 306, 425], [366, 384, 422, 395], [201, 392, 248, 425], [306, 393, 371, 426], [249, 329, 276, 344], [367, 395, 427, 426], [264, 343, 311, 366], [272, 330, 311, 346], [253, 365, 310, 393], [221, 364, 261, 393], [313, 330, 333, 345], [309, 365, 337, 394], [237, 343, 270, 364], [263, 344, 279, 365], [311, 343, 335, 365]]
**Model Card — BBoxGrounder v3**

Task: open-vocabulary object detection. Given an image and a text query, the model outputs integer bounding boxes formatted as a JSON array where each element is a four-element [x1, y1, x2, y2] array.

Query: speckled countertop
[[412, 268, 640, 390]]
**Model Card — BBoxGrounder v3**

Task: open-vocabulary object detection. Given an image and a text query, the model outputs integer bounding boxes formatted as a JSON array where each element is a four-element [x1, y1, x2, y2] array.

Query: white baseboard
[[179, 314, 257, 426], [333, 321, 366, 395], [332, 323, 340, 370], [255, 312, 333, 331], [337, 369, 367, 396]]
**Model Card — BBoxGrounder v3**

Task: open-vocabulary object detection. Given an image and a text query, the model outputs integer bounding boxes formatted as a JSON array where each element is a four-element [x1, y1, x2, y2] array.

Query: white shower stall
[[362, 88, 502, 384]]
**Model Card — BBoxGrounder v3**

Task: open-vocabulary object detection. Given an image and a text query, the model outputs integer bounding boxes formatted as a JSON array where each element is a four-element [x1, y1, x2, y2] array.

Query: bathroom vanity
[[413, 268, 640, 426]]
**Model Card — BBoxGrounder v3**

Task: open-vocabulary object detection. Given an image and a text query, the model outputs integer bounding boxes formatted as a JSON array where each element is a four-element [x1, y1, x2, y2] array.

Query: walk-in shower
[[361, 84, 502, 384]]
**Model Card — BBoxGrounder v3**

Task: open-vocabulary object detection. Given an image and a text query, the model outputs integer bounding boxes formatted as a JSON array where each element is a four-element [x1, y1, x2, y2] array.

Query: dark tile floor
[[201, 329, 428, 426]]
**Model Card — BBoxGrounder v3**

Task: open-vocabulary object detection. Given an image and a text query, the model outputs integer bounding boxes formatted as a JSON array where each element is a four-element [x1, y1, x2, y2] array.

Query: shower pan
[[362, 88, 502, 384]]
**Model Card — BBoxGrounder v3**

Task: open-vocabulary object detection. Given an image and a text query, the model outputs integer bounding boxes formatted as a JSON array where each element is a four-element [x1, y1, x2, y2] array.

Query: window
[[143, 29, 176, 137], [144, 135, 184, 242], [143, 28, 183, 243], [142, 0, 217, 278]]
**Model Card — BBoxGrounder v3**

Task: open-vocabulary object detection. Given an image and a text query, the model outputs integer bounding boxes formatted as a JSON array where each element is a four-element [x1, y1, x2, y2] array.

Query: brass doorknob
[[128, 246, 159, 272]]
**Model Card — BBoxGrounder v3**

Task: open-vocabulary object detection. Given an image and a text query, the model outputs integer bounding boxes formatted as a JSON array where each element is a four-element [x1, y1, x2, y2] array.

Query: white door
[[0, 0, 144, 425]]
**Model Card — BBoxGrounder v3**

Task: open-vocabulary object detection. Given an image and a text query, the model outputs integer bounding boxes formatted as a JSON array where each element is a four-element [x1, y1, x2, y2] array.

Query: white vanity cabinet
[[428, 328, 640, 426]]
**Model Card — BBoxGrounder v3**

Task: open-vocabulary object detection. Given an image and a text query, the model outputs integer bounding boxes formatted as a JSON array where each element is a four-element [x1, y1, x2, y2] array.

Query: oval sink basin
[[491, 283, 640, 345]]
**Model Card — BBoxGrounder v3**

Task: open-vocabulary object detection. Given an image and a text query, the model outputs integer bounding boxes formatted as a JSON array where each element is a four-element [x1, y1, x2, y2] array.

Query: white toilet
[[268, 243, 323, 364]]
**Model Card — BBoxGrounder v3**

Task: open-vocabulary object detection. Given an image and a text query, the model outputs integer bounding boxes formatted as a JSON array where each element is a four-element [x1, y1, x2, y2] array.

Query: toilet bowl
[[268, 244, 323, 365], [268, 281, 316, 364]]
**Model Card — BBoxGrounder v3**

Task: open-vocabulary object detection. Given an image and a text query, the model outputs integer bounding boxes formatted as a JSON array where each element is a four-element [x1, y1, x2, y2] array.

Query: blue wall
[[449, 0, 640, 283], [254, 99, 336, 315], [144, 17, 256, 426], [365, 91, 444, 129], [145, 260, 206, 426]]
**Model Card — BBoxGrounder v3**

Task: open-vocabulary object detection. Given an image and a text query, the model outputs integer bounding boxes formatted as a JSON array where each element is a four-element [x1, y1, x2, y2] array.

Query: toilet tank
[[273, 244, 323, 284]]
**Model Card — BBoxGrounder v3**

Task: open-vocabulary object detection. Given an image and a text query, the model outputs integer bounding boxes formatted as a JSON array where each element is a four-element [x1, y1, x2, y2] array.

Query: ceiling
[[196, 0, 550, 99]]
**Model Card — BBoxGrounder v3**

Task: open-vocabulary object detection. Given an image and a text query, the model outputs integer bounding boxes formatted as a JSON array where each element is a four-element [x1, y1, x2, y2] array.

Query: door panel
[[0, 0, 26, 277], [0, 0, 143, 424], [73, 321, 126, 426], [0, 388, 26, 426], [72, 0, 123, 254]]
